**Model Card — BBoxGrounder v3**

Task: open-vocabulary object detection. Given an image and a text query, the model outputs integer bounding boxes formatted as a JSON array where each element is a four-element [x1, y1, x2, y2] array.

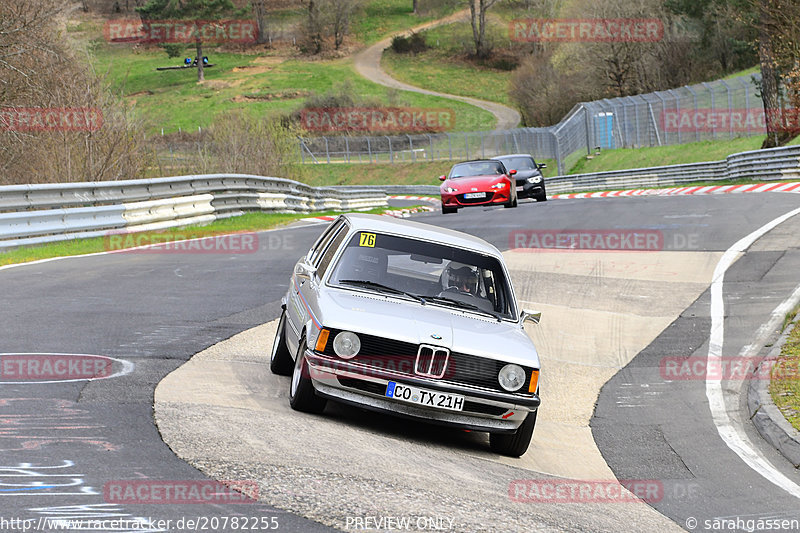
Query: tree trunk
[[758, 23, 781, 147], [413, 0, 418, 14], [196, 40, 205, 82], [254, 0, 268, 45], [469, 0, 480, 57]]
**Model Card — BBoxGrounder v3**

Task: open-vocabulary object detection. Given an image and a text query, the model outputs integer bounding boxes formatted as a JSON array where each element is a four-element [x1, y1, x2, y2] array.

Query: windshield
[[449, 161, 506, 178], [498, 157, 536, 171], [328, 231, 517, 319]]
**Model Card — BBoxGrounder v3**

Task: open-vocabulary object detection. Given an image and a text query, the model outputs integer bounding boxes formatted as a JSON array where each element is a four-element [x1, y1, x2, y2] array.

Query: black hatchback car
[[492, 154, 547, 201]]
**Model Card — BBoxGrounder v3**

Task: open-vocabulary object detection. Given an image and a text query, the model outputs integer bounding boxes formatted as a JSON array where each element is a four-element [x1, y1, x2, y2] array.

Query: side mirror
[[537, 163, 547, 170], [439, 175, 447, 181], [521, 309, 541, 325], [509, 169, 517, 175], [295, 262, 316, 279]]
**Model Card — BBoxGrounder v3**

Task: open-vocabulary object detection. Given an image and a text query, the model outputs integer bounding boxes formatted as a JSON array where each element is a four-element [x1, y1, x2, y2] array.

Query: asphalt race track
[[1, 192, 800, 532]]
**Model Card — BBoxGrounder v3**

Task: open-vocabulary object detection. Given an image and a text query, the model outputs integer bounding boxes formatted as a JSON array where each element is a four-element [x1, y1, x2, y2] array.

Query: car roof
[[340, 213, 503, 257], [491, 154, 534, 159]]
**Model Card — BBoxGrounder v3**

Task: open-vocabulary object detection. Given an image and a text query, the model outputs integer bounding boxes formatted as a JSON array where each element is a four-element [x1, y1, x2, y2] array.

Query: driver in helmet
[[445, 262, 480, 296]]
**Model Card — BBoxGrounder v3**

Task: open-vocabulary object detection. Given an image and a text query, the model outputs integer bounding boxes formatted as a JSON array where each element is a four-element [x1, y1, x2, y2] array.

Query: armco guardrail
[[546, 145, 800, 194], [0, 174, 386, 250], [343, 145, 800, 199]]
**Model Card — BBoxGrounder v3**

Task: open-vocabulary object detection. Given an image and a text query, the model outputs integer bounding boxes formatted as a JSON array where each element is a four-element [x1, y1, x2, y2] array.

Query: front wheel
[[536, 194, 547, 202], [289, 336, 327, 414], [504, 195, 518, 208], [489, 409, 537, 457], [442, 205, 457, 214], [270, 311, 293, 376]]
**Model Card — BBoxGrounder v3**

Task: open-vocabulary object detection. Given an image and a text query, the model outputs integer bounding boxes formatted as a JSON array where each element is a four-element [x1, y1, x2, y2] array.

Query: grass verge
[[769, 318, 800, 432], [0, 207, 405, 268], [296, 157, 558, 187]]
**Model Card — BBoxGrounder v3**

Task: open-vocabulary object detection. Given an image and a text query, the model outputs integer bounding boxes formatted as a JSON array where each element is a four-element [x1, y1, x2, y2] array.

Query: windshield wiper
[[419, 295, 502, 322], [338, 280, 426, 304]]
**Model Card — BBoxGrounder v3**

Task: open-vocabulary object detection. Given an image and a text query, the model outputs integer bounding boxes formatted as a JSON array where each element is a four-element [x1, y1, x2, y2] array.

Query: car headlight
[[498, 363, 526, 392], [527, 176, 542, 184], [333, 331, 361, 359], [445, 187, 459, 193], [491, 182, 507, 189]]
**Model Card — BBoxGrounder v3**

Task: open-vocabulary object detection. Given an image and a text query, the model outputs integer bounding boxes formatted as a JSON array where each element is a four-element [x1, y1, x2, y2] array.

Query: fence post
[[299, 139, 305, 164], [429, 134, 434, 160], [325, 136, 331, 163], [685, 85, 699, 142], [480, 131, 485, 158], [408, 135, 416, 162], [720, 80, 733, 138], [583, 104, 591, 156], [367, 136, 373, 163], [553, 131, 564, 175], [741, 77, 752, 136], [345, 136, 350, 163], [464, 132, 470, 159], [387, 136, 393, 163], [667, 89, 680, 145], [702, 82, 716, 139], [448, 133, 453, 160]]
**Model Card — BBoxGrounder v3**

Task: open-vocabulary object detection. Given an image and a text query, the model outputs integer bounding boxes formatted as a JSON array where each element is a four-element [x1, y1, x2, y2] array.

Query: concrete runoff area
[[155, 249, 722, 531]]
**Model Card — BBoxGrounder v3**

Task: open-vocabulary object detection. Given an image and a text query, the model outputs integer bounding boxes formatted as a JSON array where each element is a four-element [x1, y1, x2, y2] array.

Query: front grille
[[458, 192, 495, 204], [336, 378, 510, 416], [321, 329, 535, 394]]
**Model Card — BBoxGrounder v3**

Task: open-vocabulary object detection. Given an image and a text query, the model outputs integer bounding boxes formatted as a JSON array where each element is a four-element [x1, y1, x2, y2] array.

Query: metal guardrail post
[[720, 79, 734, 138], [448, 133, 452, 160], [685, 85, 699, 142]]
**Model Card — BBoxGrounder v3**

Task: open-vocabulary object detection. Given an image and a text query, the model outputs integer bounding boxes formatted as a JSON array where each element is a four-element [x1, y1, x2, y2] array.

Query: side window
[[316, 227, 349, 279], [308, 219, 344, 265]]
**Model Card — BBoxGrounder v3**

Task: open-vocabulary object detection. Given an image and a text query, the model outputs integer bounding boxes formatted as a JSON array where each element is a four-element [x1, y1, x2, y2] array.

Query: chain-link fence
[[298, 73, 765, 175]]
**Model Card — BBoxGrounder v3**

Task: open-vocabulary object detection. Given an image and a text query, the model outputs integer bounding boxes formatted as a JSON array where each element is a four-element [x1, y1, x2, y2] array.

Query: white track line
[[706, 205, 800, 499]]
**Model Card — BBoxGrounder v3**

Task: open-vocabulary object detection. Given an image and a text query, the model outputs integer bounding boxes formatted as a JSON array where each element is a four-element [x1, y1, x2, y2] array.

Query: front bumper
[[304, 350, 539, 433], [440, 190, 511, 208], [516, 181, 545, 198]]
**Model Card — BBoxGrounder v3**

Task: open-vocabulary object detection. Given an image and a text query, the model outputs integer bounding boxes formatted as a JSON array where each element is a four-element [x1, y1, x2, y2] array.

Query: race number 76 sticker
[[359, 232, 376, 247]]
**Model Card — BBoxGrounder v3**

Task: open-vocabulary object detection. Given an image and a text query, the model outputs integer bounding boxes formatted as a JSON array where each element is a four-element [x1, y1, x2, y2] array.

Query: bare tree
[[0, 0, 151, 184], [468, 0, 500, 58], [327, 0, 361, 50]]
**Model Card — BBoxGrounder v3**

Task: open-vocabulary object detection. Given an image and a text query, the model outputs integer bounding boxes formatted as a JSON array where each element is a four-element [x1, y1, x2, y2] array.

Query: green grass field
[[770, 318, 800, 432], [296, 156, 558, 187], [381, 17, 516, 108], [568, 136, 800, 175], [91, 41, 495, 134]]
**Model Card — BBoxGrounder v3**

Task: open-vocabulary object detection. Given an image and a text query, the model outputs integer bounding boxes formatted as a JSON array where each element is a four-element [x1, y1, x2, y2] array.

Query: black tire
[[288, 336, 327, 414], [270, 311, 294, 376], [489, 409, 537, 457], [536, 194, 547, 202], [442, 205, 457, 214]]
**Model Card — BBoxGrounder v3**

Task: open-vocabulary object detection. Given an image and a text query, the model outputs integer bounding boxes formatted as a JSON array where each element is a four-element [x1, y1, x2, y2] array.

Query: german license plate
[[464, 192, 485, 199], [386, 382, 464, 412], [516, 186, 524, 192]]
